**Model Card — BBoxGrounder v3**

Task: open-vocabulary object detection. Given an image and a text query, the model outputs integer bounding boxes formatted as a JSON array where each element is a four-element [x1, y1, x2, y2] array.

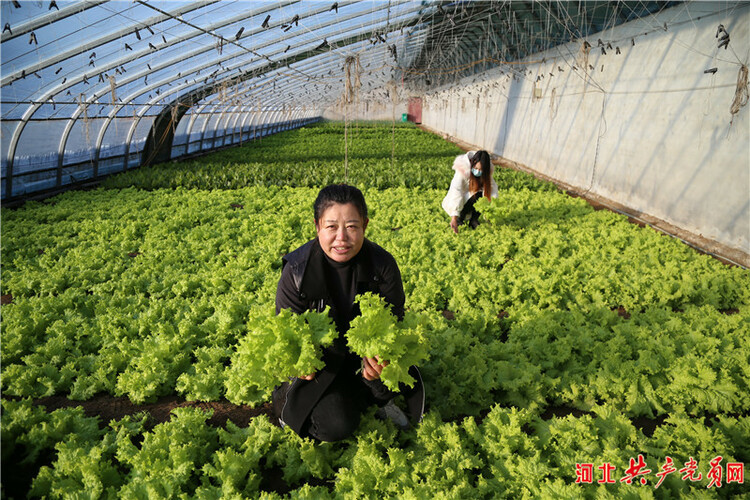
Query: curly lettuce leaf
[[347, 292, 429, 391], [224, 306, 336, 405]]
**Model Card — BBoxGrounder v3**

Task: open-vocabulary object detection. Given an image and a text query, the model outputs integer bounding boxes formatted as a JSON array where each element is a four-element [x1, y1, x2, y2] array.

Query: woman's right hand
[[298, 373, 316, 381], [450, 216, 459, 234], [362, 356, 389, 381]]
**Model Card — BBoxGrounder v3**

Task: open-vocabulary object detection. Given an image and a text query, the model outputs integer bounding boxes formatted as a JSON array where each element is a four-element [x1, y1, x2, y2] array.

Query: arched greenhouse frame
[[2, 1, 749, 497]]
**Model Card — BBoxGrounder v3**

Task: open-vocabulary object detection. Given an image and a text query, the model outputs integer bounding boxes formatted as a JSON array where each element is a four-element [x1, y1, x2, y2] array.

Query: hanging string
[[386, 0, 395, 172], [729, 64, 748, 126], [353, 54, 362, 176], [77, 93, 95, 165], [549, 87, 558, 119], [171, 103, 180, 136], [342, 54, 364, 182], [108, 75, 117, 105], [579, 41, 592, 94], [344, 56, 355, 181], [391, 96, 395, 171], [387, 80, 398, 171]]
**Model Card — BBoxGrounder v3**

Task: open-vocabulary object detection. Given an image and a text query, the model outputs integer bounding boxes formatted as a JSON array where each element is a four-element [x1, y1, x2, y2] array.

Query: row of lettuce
[[101, 122, 548, 192], [3, 186, 748, 416], [2, 122, 749, 497], [101, 122, 463, 191], [4, 398, 748, 498]]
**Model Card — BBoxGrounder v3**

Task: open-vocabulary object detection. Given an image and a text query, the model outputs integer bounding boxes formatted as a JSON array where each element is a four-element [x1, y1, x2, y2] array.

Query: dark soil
[[632, 414, 669, 437], [611, 306, 631, 319], [539, 405, 593, 420], [28, 393, 278, 429], [24, 393, 673, 439], [259, 463, 334, 495]]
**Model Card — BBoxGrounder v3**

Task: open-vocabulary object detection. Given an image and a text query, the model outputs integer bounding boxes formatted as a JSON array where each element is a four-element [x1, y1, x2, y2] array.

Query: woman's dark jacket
[[275, 237, 425, 434]]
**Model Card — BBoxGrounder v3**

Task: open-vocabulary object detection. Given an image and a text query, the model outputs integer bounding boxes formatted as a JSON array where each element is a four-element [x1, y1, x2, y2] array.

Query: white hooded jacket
[[441, 151, 499, 217]]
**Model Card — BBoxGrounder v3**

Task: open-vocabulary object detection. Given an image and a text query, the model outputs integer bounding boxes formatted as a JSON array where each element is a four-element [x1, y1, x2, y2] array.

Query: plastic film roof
[[1, 1, 678, 201], [3, 1, 432, 121]]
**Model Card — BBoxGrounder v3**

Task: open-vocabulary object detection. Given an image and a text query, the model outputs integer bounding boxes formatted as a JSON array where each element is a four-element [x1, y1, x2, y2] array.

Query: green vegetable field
[[2, 122, 748, 498]]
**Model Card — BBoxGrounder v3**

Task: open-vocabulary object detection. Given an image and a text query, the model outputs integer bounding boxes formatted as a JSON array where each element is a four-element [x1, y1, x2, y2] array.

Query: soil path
[[28, 394, 278, 428], [23, 393, 676, 438]]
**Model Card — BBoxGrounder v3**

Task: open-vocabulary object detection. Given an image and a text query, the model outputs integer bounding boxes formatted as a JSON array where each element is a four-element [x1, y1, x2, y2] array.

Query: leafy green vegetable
[[347, 292, 430, 391], [176, 345, 233, 401], [101, 122, 466, 191], [224, 307, 336, 405], [2, 122, 749, 498]]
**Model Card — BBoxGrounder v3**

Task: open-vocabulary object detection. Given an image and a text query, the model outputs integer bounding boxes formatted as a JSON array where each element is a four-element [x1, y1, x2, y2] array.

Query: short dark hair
[[313, 184, 368, 222]]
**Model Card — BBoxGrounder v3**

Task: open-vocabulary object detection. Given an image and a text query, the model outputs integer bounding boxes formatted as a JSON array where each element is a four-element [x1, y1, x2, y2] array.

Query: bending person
[[273, 184, 425, 442], [441, 150, 498, 233]]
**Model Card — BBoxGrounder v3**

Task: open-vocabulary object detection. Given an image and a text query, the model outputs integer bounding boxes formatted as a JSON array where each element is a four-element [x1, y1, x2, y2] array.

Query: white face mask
[[471, 167, 482, 178]]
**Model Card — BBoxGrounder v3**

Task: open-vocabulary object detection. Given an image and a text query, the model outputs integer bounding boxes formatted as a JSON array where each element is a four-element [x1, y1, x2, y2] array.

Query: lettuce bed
[[2, 123, 748, 498]]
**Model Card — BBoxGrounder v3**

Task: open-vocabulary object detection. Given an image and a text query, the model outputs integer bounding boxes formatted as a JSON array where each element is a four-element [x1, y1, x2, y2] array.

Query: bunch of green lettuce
[[224, 306, 336, 405], [346, 292, 430, 391]]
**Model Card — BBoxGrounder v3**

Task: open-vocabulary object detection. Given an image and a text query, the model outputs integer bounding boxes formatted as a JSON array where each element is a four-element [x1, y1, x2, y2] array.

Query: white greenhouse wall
[[324, 99, 407, 122], [421, 3, 750, 261]]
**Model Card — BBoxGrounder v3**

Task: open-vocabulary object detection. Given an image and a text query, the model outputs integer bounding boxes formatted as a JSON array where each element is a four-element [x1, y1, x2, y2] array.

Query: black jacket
[[275, 238, 425, 433]]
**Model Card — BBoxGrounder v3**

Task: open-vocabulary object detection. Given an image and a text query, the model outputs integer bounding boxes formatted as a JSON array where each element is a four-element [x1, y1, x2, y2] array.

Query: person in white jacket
[[441, 150, 498, 233]]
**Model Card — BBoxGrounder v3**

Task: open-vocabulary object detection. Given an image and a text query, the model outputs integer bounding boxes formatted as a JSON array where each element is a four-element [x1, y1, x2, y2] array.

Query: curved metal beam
[[122, 1, 421, 165], [3, 0, 425, 197], [226, 105, 243, 145], [1, 1, 219, 87], [2, 0, 226, 194], [239, 107, 256, 143], [82, 0, 352, 171], [198, 103, 214, 152], [4, 0, 287, 176], [1, 0, 109, 43], [227, 105, 243, 146]]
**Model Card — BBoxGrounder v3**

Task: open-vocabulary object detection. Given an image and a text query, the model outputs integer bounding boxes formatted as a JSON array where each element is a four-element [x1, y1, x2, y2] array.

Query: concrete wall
[[422, 2, 749, 261]]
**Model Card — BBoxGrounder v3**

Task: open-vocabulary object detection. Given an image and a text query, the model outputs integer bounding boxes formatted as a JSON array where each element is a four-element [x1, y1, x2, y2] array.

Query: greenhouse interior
[[2, 0, 749, 498]]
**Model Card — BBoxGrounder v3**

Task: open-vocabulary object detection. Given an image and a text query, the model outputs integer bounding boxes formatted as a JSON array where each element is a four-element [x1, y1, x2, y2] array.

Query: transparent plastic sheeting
[[1, 0, 434, 199], [1, 1, 674, 200]]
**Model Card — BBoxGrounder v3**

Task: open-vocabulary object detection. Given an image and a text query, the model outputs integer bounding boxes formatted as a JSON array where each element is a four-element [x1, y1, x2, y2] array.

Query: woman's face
[[315, 202, 368, 263], [471, 161, 483, 177]]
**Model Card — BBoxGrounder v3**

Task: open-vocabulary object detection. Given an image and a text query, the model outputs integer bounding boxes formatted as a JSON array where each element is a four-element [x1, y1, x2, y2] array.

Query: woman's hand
[[450, 216, 459, 234], [298, 373, 316, 381], [362, 356, 389, 381]]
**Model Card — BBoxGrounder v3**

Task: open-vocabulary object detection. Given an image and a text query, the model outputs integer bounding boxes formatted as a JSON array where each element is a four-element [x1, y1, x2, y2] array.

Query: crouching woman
[[442, 150, 498, 233], [273, 184, 425, 442]]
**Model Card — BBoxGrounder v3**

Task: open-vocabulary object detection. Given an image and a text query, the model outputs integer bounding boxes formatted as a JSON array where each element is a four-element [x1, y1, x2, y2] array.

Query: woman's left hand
[[362, 356, 389, 380]]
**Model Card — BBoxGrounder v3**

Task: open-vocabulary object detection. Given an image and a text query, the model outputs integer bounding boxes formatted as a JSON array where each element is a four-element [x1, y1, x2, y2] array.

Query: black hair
[[469, 150, 493, 202], [313, 184, 368, 222], [470, 150, 491, 170]]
